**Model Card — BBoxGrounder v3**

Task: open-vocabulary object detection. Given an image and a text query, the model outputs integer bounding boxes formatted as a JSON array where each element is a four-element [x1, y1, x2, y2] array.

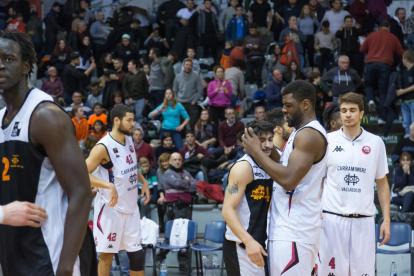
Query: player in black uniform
[[0, 201, 47, 227], [0, 30, 95, 276]]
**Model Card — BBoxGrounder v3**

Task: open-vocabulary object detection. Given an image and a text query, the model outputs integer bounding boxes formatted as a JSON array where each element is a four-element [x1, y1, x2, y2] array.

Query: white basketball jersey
[[269, 120, 327, 245], [322, 128, 388, 216], [96, 134, 139, 215]]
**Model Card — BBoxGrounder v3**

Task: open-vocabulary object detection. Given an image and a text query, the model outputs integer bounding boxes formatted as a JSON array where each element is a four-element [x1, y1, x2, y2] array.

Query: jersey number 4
[[329, 257, 335, 269], [126, 155, 133, 165], [2, 157, 10, 181], [107, 233, 117, 242]]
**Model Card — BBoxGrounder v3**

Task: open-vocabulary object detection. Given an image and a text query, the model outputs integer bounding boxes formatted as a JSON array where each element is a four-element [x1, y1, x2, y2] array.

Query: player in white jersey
[[319, 92, 390, 276], [242, 80, 328, 275], [86, 105, 150, 276], [265, 107, 295, 153]]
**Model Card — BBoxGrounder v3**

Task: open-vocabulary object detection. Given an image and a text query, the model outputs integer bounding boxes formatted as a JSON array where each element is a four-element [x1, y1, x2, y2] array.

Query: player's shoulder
[[229, 158, 253, 181], [327, 129, 342, 140], [362, 129, 384, 144]]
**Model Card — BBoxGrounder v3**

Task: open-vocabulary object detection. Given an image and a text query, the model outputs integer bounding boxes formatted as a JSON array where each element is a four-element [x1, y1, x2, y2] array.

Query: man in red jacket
[[360, 20, 404, 123]]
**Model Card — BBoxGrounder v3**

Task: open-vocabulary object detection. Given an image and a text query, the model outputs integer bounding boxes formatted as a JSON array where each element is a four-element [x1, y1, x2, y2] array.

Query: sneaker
[[368, 100, 376, 112], [378, 118, 386, 125]]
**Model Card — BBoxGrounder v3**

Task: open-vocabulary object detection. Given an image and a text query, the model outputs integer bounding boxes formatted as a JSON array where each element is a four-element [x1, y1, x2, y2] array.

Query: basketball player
[[322, 103, 342, 132], [242, 80, 327, 275], [319, 93, 390, 276], [265, 107, 295, 152], [0, 201, 47, 227], [86, 104, 150, 276], [222, 120, 275, 276], [0, 30, 95, 275]]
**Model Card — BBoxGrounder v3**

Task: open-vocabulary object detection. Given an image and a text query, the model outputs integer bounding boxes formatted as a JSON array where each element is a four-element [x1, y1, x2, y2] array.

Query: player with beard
[[222, 120, 275, 276], [242, 80, 327, 275], [319, 93, 390, 276], [86, 105, 150, 276], [265, 107, 295, 153]]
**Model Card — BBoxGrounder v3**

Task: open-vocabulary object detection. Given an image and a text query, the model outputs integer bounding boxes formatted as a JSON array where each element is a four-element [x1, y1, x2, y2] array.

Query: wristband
[[0, 206, 4, 224]]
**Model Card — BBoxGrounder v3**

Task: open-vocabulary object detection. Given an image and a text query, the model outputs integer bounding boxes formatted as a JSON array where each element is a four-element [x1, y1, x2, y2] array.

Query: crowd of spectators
[[3, 0, 414, 216]]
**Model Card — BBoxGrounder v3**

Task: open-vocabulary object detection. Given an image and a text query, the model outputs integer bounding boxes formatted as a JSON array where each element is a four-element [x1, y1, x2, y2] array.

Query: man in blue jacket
[[266, 69, 286, 110], [225, 5, 249, 44]]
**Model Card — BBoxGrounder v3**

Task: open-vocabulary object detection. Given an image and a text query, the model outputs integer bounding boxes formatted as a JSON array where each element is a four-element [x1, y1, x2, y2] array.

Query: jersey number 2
[[329, 257, 335, 269], [126, 155, 133, 165], [107, 233, 117, 242], [2, 157, 10, 181]]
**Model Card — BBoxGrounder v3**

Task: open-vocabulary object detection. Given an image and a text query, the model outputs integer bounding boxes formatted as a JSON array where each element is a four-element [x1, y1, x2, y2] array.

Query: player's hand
[[379, 219, 391, 246], [142, 185, 151, 205], [245, 238, 267, 268], [92, 187, 99, 196], [108, 185, 118, 207], [2, 201, 48, 227], [242, 127, 262, 159]]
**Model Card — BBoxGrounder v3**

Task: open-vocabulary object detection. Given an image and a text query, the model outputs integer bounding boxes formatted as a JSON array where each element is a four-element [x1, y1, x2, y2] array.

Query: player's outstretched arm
[[86, 144, 118, 207], [137, 170, 150, 205], [222, 161, 267, 268], [243, 127, 326, 191], [30, 102, 93, 276], [0, 201, 47, 227], [377, 176, 391, 246]]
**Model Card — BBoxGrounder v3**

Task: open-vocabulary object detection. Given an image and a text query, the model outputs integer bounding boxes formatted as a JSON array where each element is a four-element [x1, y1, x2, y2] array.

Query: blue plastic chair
[[190, 221, 226, 276], [375, 222, 412, 254], [155, 220, 198, 276]]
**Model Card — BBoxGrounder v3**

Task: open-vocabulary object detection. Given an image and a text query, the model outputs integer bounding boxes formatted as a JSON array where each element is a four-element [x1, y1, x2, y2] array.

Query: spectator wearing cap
[[321, 0, 352, 33], [112, 34, 139, 72], [41, 66, 63, 101], [360, 21, 404, 124], [244, 23, 267, 88], [229, 37, 245, 68], [225, 59, 246, 108], [61, 52, 96, 105], [44, 2, 66, 55], [225, 5, 250, 45]]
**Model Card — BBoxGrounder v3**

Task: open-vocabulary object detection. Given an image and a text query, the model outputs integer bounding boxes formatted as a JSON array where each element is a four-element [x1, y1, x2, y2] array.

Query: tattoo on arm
[[227, 182, 239, 194]]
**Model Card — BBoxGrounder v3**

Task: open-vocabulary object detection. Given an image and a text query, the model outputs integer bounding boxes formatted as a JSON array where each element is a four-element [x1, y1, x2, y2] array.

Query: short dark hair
[[161, 132, 172, 144], [322, 103, 340, 131], [380, 20, 390, 28], [128, 59, 139, 69], [400, 151, 412, 162], [91, 81, 100, 88], [249, 22, 258, 29], [308, 72, 321, 83], [344, 15, 352, 21], [114, 58, 123, 63], [70, 52, 80, 61], [185, 130, 195, 137], [183, 58, 193, 65], [395, 7, 405, 16], [204, 0, 212, 3], [233, 59, 246, 71], [246, 119, 275, 136], [322, 20, 330, 28], [78, 8, 86, 14], [0, 30, 37, 79], [236, 37, 245, 47], [110, 104, 133, 124], [338, 92, 364, 112], [93, 103, 102, 109], [225, 106, 235, 114], [236, 131, 244, 142], [150, 47, 161, 58], [52, 2, 61, 8], [254, 106, 265, 113], [403, 50, 414, 63], [236, 4, 243, 10], [265, 107, 285, 128], [282, 80, 316, 108]]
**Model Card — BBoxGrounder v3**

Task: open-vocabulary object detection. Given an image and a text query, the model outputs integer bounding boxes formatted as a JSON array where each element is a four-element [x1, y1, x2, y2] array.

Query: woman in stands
[[194, 109, 218, 151], [168, 51, 181, 75], [154, 132, 178, 167], [90, 120, 108, 141], [156, 152, 170, 232], [391, 152, 414, 212], [50, 39, 72, 76], [79, 135, 98, 159], [207, 65, 233, 125], [149, 89, 189, 150], [99, 52, 114, 77], [77, 35, 94, 91], [282, 60, 306, 83]]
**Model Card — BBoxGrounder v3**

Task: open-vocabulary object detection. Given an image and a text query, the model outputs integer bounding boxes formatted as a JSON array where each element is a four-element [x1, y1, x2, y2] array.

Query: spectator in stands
[[158, 152, 197, 272], [397, 50, 414, 136], [349, 0, 368, 27], [88, 102, 107, 127], [279, 16, 307, 69], [220, 0, 238, 35], [199, 77, 212, 109], [156, 152, 169, 232], [68, 20, 88, 52], [195, 0, 218, 14], [221, 41, 234, 72], [90, 11, 108, 68], [392, 123, 414, 163], [336, 16, 364, 76], [217, 132, 244, 174], [176, 0, 196, 32], [86, 82, 102, 108], [321, 56, 362, 103], [309, 0, 325, 23], [99, 53, 114, 77], [144, 28, 169, 56], [277, 0, 302, 28], [69, 105, 89, 142], [64, 91, 92, 114], [321, 0, 352, 33], [173, 59, 203, 130], [298, 5, 320, 68], [225, 59, 246, 108], [360, 21, 404, 123], [225, 5, 249, 45], [215, 107, 244, 158], [168, 51, 182, 75], [44, 2, 66, 55], [26, 11, 43, 61], [112, 34, 138, 72], [266, 69, 287, 110], [138, 157, 159, 218], [61, 52, 96, 105], [79, 135, 98, 159], [154, 132, 179, 166], [207, 65, 233, 125], [149, 48, 174, 110], [309, 72, 324, 122], [195, 109, 218, 150], [248, 0, 272, 37], [112, 58, 126, 92], [404, 6, 414, 51], [6, 13, 25, 32], [315, 20, 337, 74], [41, 66, 63, 101], [283, 60, 306, 83], [254, 106, 266, 120], [90, 120, 107, 141], [389, 7, 406, 48], [229, 37, 245, 67], [149, 89, 189, 150], [266, 44, 286, 80], [107, 92, 124, 125], [244, 23, 267, 88], [391, 151, 414, 212], [143, 64, 150, 83], [76, 35, 94, 91], [50, 39, 72, 76], [71, 9, 86, 32], [133, 128, 155, 168], [80, 0, 94, 24], [181, 48, 201, 74], [123, 59, 148, 123], [157, 0, 186, 47]]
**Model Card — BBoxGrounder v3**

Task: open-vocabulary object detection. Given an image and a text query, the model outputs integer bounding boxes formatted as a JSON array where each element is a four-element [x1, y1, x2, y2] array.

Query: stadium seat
[[376, 222, 412, 254], [190, 221, 226, 276], [241, 117, 255, 126], [199, 58, 215, 66], [151, 120, 162, 132], [245, 84, 258, 111], [207, 71, 215, 79]]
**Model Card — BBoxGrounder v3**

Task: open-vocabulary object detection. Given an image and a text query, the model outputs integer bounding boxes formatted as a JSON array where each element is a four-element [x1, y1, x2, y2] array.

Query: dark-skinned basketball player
[[0, 30, 95, 276]]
